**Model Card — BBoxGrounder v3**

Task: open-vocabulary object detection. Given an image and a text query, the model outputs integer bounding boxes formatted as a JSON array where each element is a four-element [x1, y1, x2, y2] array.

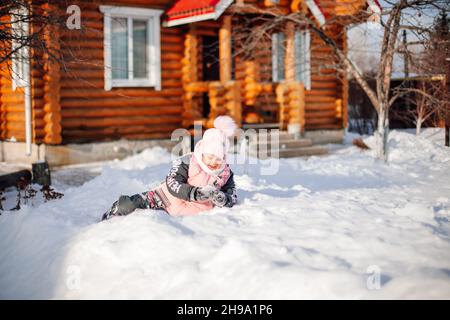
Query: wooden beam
[[224, 81, 242, 126], [42, 2, 62, 145], [182, 26, 202, 127], [219, 15, 232, 83]]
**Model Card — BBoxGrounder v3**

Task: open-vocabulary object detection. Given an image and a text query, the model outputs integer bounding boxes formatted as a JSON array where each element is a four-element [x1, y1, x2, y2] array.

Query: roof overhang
[[310, 0, 382, 26], [163, 0, 234, 27], [163, 0, 383, 28], [306, 0, 326, 26]]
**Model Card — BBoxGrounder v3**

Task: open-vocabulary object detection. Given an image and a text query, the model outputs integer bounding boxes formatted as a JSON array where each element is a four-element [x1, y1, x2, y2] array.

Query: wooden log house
[[0, 0, 381, 147]]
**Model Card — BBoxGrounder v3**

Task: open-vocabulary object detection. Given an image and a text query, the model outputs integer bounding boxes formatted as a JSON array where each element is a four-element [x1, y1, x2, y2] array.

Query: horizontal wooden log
[[161, 43, 183, 53], [61, 61, 181, 78], [61, 96, 182, 108], [61, 49, 103, 59], [63, 0, 168, 11], [161, 52, 184, 61], [185, 82, 209, 92], [306, 89, 338, 96], [60, 88, 184, 99], [61, 106, 183, 118], [62, 126, 177, 141], [121, 132, 174, 140], [2, 121, 46, 131], [2, 108, 45, 119], [306, 117, 339, 125], [62, 40, 103, 49], [306, 103, 337, 111], [62, 116, 181, 128], [311, 81, 337, 89], [311, 74, 338, 82], [305, 95, 337, 102], [60, 71, 182, 88], [0, 90, 25, 99], [159, 34, 185, 43], [63, 60, 104, 69], [0, 97, 25, 105], [0, 130, 45, 142], [305, 123, 343, 130], [314, 68, 338, 75], [305, 110, 338, 118]]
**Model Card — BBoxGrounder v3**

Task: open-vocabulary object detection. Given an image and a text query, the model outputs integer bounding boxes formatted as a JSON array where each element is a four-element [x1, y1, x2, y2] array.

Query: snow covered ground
[[1, 129, 450, 299]]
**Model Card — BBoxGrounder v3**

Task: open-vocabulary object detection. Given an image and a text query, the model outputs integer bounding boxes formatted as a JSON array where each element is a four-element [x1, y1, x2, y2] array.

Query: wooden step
[[249, 138, 313, 150], [245, 131, 300, 143], [242, 123, 280, 130], [249, 146, 329, 159]]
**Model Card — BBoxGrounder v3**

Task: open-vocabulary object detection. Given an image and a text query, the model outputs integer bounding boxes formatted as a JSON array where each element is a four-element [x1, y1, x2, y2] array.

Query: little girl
[[102, 116, 238, 220]]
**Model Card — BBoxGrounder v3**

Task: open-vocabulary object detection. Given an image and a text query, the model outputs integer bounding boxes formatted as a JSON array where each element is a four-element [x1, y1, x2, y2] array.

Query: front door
[[202, 35, 220, 81], [201, 36, 220, 118]]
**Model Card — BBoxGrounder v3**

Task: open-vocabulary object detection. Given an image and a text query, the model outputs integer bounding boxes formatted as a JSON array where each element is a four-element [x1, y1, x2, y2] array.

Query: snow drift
[[0, 129, 449, 299]]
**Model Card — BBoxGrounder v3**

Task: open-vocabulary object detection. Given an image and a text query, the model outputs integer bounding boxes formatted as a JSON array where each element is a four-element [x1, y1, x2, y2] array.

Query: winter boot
[[102, 194, 146, 221], [101, 191, 165, 221]]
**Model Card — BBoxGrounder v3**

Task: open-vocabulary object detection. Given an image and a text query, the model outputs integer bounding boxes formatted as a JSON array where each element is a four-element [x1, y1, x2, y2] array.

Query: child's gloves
[[211, 190, 227, 207], [191, 185, 217, 201]]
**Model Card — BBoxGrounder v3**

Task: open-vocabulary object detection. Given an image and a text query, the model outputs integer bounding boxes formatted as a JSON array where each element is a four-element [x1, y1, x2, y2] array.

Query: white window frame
[[294, 30, 311, 90], [11, 7, 30, 91], [272, 32, 285, 82], [100, 5, 163, 91]]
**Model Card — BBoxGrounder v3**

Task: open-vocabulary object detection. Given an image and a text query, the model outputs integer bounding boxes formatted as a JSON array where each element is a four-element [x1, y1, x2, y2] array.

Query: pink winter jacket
[[152, 153, 237, 216]]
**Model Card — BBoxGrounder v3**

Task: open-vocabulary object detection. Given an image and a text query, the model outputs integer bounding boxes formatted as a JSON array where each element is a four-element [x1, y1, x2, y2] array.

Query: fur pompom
[[213, 116, 237, 137]]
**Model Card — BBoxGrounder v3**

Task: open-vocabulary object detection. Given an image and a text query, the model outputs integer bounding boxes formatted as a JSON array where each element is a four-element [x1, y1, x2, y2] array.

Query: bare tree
[[229, 0, 449, 161], [1, 1, 105, 81], [392, 10, 450, 135], [0, 1, 70, 78], [390, 78, 447, 135]]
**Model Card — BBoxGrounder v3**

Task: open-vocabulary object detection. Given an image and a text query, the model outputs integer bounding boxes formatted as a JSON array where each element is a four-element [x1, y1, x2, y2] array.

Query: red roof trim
[[165, 0, 222, 22], [372, 0, 382, 11]]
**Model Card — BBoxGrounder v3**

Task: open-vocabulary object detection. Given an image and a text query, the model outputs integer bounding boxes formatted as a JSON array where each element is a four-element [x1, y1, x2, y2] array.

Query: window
[[11, 7, 30, 90], [100, 6, 163, 91], [294, 30, 311, 90], [272, 32, 285, 82]]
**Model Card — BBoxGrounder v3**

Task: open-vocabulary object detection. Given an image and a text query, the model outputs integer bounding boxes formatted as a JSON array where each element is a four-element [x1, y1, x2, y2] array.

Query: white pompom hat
[[195, 116, 237, 160]]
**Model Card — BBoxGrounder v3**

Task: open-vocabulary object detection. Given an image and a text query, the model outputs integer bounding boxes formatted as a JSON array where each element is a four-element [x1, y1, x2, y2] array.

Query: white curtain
[[133, 19, 148, 79], [272, 32, 285, 82], [294, 30, 311, 90], [111, 17, 128, 79]]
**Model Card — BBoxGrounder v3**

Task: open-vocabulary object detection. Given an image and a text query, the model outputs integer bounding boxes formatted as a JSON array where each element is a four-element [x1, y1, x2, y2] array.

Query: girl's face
[[202, 153, 224, 170]]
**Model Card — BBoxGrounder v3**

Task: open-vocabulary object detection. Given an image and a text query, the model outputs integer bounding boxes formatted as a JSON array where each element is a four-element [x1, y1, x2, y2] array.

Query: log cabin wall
[[306, 1, 344, 130], [58, 0, 184, 143], [231, 0, 345, 129], [0, 62, 27, 142], [1, 0, 351, 146], [0, 15, 27, 142], [253, 26, 278, 123], [0, 2, 51, 145], [232, 15, 278, 124], [307, 26, 343, 130], [0, 0, 186, 144]]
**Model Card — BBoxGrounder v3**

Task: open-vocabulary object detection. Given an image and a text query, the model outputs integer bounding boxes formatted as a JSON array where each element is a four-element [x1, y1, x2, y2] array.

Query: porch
[[177, 14, 347, 136]]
